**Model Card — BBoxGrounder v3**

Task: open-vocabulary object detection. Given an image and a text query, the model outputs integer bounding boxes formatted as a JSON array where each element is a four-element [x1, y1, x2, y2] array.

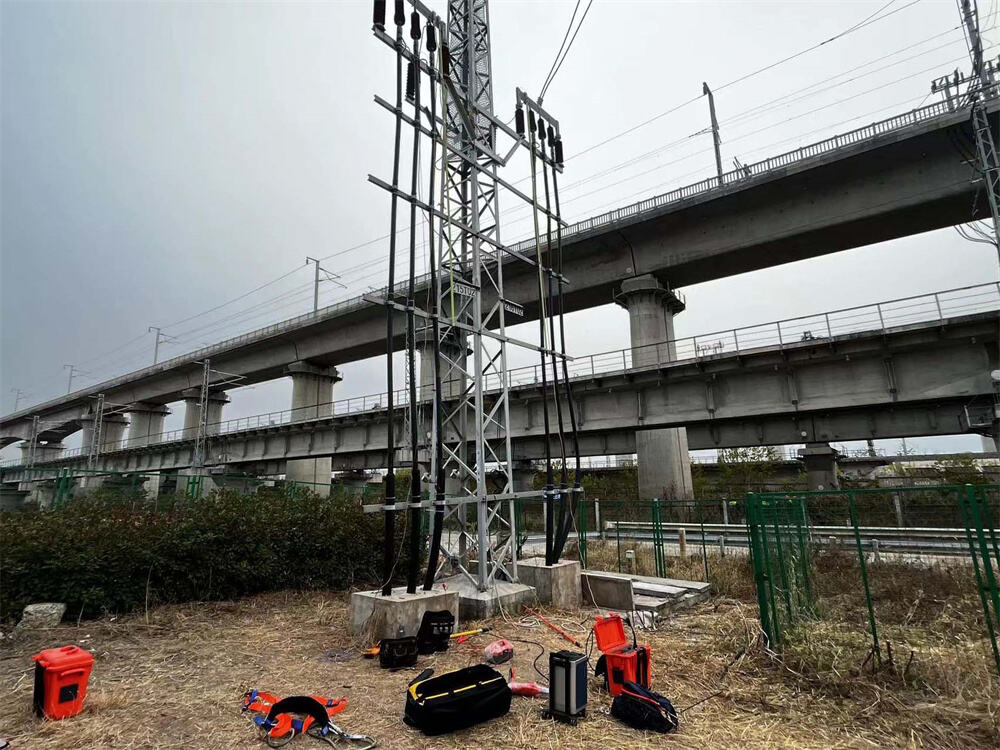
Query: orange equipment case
[[32, 645, 94, 720], [593, 614, 651, 697]]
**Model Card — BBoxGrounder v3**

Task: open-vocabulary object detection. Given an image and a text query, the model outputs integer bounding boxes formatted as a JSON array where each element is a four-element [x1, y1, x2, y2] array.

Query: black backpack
[[610, 680, 679, 734]]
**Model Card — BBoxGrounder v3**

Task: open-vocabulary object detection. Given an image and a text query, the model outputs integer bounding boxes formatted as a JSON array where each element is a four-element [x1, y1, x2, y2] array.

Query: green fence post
[[847, 491, 882, 666], [769, 499, 794, 622], [578, 499, 588, 569], [960, 485, 1000, 678], [967, 485, 1000, 632], [747, 493, 778, 647], [794, 496, 814, 612]]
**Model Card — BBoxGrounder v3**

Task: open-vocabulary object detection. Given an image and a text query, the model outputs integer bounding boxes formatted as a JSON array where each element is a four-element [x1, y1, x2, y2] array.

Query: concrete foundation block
[[349, 586, 459, 640], [517, 558, 581, 610], [438, 575, 535, 621]]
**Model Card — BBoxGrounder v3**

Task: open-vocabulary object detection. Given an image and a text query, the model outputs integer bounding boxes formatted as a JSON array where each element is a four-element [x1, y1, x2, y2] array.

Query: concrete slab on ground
[[581, 571, 635, 611], [349, 586, 459, 640], [581, 570, 711, 615], [438, 575, 535, 620]]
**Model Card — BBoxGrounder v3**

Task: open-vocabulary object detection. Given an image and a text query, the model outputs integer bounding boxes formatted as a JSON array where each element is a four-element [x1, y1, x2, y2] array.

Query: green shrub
[[0, 487, 417, 622]]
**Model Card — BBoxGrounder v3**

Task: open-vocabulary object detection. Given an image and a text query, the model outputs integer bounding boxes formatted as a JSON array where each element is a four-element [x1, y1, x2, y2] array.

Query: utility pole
[[147, 326, 176, 364], [703, 82, 725, 185], [64, 364, 85, 394], [10, 387, 26, 411], [306, 256, 321, 313], [305, 256, 346, 313]]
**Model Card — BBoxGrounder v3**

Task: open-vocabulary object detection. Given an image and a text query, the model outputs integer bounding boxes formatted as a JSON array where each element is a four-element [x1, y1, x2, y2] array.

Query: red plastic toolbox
[[32, 645, 93, 720], [593, 614, 651, 697]]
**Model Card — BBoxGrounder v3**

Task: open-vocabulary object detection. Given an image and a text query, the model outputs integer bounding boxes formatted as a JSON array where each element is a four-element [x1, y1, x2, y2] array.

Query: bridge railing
[[3, 282, 997, 470], [507, 99, 962, 254]]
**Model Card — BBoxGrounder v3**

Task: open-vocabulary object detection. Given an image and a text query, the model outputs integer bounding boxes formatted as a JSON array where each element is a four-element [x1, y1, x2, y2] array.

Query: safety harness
[[241, 690, 376, 749]]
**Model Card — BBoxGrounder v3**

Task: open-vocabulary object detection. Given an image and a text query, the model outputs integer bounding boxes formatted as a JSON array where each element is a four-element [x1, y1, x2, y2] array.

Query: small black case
[[379, 636, 419, 670], [416, 610, 454, 654]]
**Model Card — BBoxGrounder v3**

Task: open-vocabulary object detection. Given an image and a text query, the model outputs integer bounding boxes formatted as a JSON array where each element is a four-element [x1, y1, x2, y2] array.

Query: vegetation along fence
[[746, 486, 1000, 679]]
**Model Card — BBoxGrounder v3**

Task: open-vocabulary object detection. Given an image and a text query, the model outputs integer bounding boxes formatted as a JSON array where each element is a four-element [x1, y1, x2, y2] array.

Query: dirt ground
[[1, 591, 997, 749]]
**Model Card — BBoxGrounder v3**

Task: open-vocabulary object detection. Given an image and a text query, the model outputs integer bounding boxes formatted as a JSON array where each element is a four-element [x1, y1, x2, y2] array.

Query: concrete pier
[[81, 411, 129, 453], [798, 442, 840, 490], [284, 361, 341, 496], [418, 329, 466, 401], [126, 403, 170, 447], [512, 459, 536, 493], [616, 275, 693, 499], [18, 440, 65, 464], [181, 388, 230, 438]]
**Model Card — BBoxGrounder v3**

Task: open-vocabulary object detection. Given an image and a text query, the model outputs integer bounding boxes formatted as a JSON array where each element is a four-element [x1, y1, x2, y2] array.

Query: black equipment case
[[379, 636, 418, 670], [404, 665, 512, 735], [416, 610, 454, 654]]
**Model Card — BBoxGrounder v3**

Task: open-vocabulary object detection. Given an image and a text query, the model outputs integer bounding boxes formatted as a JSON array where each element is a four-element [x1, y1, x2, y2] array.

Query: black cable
[[548, 129, 583, 561], [539, 124, 569, 554], [423, 21, 446, 593], [504, 637, 549, 683], [539, 0, 595, 103], [527, 111, 555, 565], [537, 0, 580, 100], [382, 0, 406, 597], [405, 11, 423, 595]]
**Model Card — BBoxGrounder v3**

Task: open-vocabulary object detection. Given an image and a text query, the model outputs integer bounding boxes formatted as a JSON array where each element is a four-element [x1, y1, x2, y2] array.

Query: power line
[[538, 0, 580, 101], [569, 0, 926, 164], [158, 263, 306, 330], [539, 0, 595, 103], [716, 0, 924, 93]]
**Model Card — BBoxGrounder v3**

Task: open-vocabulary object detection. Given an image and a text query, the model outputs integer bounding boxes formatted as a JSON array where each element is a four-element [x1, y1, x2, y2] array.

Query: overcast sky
[[2, 0, 999, 459]]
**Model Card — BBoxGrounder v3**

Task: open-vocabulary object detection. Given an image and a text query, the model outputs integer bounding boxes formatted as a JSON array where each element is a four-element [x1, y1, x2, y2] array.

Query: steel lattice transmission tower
[[435, 0, 517, 591]]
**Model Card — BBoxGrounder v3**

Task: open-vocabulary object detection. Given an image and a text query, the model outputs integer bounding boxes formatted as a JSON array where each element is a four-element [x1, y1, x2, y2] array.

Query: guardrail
[[2, 281, 997, 470], [606, 521, 973, 556], [4, 96, 991, 426]]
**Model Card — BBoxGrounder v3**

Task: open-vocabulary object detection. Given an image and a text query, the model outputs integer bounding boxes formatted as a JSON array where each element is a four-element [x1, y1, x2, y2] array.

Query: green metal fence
[[747, 485, 1000, 679], [513, 496, 740, 586]]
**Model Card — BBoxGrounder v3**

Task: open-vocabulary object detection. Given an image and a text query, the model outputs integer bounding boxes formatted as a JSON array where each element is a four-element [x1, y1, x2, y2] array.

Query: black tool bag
[[610, 680, 679, 734], [379, 636, 418, 670], [404, 665, 512, 735], [416, 610, 454, 654]]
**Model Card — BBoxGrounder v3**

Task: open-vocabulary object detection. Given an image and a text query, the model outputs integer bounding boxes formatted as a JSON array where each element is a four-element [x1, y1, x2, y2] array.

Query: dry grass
[[1, 588, 998, 749]]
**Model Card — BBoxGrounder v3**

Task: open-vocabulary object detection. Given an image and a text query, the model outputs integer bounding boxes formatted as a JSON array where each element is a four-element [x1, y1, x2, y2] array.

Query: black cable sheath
[[382, 15, 405, 596], [528, 119, 555, 566], [549, 129, 583, 560], [405, 16, 423, 595], [423, 30, 446, 592], [539, 126, 569, 559]]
